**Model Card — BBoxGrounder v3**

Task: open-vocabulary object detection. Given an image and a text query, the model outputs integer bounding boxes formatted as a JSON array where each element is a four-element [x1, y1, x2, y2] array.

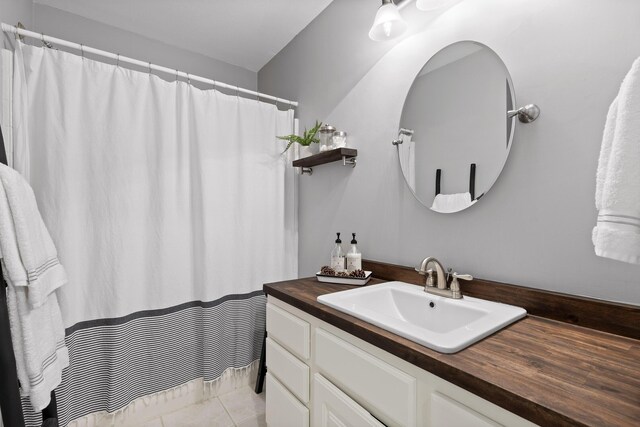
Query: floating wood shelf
[[292, 148, 357, 175]]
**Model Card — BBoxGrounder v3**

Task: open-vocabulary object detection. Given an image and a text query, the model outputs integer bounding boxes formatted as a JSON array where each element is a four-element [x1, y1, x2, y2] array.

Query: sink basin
[[317, 281, 526, 353]]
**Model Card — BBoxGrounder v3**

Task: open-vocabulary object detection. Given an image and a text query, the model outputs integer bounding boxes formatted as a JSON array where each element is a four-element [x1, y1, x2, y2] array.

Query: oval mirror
[[397, 41, 516, 213]]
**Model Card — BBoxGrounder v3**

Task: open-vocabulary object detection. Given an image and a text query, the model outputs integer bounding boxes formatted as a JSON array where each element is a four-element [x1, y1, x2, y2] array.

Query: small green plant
[[277, 120, 323, 154]]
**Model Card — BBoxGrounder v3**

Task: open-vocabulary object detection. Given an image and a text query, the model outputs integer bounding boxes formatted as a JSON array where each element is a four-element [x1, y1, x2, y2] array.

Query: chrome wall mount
[[508, 104, 541, 123], [15, 22, 25, 41], [343, 156, 357, 168], [391, 128, 414, 146], [298, 156, 355, 175]]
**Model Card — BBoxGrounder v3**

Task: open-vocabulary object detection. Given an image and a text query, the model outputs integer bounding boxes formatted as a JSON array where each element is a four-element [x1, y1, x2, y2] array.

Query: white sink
[[317, 281, 526, 354]]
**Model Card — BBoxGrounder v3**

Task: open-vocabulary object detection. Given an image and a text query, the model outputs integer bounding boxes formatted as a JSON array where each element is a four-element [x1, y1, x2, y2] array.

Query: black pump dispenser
[[351, 233, 357, 244], [331, 232, 345, 271]]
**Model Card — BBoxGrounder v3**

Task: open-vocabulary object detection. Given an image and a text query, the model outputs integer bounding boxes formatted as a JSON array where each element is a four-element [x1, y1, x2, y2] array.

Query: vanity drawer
[[266, 302, 310, 360], [315, 328, 417, 427], [266, 372, 309, 427], [266, 337, 310, 403], [430, 392, 501, 427]]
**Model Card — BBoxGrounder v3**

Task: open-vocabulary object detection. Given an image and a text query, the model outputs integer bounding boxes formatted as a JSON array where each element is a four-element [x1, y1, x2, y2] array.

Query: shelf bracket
[[342, 156, 357, 168], [299, 167, 313, 175]]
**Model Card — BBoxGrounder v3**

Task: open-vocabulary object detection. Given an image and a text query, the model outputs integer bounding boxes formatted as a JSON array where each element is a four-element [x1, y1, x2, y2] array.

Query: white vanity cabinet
[[313, 373, 385, 427], [265, 297, 537, 427]]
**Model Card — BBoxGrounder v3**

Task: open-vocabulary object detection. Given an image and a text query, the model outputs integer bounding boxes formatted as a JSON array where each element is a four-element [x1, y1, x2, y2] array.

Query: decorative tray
[[315, 271, 373, 286]]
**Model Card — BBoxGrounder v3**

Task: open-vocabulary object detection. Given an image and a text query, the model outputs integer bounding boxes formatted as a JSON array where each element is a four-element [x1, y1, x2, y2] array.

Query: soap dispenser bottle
[[330, 233, 345, 271], [346, 233, 362, 272]]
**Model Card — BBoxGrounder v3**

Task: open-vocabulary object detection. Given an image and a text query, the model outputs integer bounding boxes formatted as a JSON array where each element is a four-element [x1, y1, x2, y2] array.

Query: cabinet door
[[266, 373, 309, 427], [313, 374, 385, 427], [430, 392, 502, 427], [315, 328, 416, 426]]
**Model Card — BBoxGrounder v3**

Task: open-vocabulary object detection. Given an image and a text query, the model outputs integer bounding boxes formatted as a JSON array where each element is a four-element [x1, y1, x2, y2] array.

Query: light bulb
[[368, 1, 408, 42], [383, 22, 393, 37]]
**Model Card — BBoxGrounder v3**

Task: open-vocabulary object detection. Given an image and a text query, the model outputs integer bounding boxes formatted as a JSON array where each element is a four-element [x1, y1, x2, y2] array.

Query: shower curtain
[[10, 41, 297, 426]]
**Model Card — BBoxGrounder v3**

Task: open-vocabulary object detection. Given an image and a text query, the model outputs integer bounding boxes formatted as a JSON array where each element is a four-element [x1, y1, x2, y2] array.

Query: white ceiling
[[34, 0, 335, 72]]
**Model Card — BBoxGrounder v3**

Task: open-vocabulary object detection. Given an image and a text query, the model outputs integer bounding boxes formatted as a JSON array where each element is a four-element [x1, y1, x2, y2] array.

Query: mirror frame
[[396, 40, 517, 213]]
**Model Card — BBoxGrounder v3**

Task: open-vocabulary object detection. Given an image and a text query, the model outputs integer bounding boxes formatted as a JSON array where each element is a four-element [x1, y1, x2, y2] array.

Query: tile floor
[[143, 386, 266, 427]]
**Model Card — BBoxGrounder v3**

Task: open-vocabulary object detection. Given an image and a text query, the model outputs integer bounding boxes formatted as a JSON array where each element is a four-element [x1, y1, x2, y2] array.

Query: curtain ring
[[148, 62, 152, 75], [236, 86, 240, 101], [40, 33, 53, 49], [116, 53, 120, 67], [186, 73, 190, 85], [80, 44, 84, 60], [212, 80, 217, 91], [175, 69, 179, 82], [275, 97, 280, 110]]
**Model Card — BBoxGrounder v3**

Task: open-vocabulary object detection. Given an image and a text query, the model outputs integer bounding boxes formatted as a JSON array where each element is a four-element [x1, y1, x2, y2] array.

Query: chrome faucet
[[415, 257, 472, 299]]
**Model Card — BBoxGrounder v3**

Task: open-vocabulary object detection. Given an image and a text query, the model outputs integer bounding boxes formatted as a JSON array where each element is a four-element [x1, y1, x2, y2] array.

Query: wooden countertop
[[264, 277, 640, 427]]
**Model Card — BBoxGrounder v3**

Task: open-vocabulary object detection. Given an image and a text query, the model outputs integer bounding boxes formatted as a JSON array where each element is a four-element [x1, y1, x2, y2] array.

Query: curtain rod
[[1, 22, 298, 108]]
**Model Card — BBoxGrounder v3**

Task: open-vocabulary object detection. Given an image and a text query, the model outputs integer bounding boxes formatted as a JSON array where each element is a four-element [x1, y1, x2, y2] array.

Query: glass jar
[[318, 124, 336, 152], [332, 131, 347, 148]]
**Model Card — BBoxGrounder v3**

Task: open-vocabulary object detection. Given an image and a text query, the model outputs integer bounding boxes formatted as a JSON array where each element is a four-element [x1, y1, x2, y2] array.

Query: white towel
[[4, 285, 68, 411], [593, 57, 640, 264], [398, 134, 416, 191], [0, 165, 68, 411], [430, 192, 476, 213], [0, 164, 67, 307]]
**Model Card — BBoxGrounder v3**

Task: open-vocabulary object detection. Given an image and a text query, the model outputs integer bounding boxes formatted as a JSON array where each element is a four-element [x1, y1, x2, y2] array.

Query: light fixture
[[369, 0, 408, 42], [416, 0, 450, 11]]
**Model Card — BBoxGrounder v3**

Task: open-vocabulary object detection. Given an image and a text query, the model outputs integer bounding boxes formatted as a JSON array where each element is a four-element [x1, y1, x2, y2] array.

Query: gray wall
[[259, 0, 640, 305], [0, 0, 32, 28], [0, 2, 256, 90]]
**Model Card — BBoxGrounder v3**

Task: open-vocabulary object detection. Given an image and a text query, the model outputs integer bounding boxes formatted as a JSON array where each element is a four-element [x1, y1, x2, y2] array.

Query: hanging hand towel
[[0, 164, 68, 307], [0, 165, 68, 411], [398, 134, 416, 192], [593, 57, 640, 264], [431, 192, 476, 213]]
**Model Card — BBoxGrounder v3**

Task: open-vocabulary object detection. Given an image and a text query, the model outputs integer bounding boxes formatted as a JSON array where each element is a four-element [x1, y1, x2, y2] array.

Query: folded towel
[[0, 166, 68, 411], [431, 192, 476, 213], [593, 57, 640, 264], [4, 284, 68, 411], [0, 164, 67, 307]]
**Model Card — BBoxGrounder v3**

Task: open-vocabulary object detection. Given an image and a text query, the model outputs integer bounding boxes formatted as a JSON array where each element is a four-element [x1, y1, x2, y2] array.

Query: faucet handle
[[452, 272, 473, 281], [425, 269, 435, 287], [450, 272, 472, 299]]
